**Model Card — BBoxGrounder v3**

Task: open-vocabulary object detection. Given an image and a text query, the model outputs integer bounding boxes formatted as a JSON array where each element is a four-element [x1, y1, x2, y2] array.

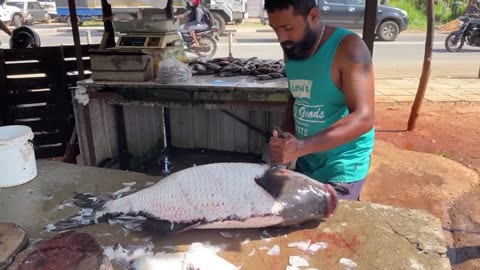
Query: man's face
[[268, 6, 319, 60]]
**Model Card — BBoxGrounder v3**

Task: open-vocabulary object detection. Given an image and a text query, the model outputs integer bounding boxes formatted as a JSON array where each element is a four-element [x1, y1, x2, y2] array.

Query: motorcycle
[[445, 15, 480, 52], [180, 25, 219, 58]]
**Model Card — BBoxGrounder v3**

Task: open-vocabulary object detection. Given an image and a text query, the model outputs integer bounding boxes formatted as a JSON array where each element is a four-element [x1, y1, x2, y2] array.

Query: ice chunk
[[308, 242, 328, 253]]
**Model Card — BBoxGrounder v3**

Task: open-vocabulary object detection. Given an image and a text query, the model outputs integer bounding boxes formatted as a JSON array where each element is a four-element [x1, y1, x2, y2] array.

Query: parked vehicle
[[445, 15, 480, 52], [0, 2, 22, 26], [260, 0, 409, 41], [181, 25, 219, 58], [5, 0, 50, 25], [38, 0, 56, 19], [52, 0, 248, 35]]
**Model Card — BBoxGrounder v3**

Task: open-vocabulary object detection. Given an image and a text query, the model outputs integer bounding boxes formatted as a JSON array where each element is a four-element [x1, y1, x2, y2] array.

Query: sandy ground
[[374, 102, 480, 269]]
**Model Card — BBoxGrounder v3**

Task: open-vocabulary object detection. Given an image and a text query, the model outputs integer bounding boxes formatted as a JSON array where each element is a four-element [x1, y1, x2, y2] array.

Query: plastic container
[[0, 125, 37, 187]]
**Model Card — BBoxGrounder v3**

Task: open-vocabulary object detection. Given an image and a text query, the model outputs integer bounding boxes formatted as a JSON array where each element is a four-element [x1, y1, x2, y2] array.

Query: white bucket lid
[[0, 125, 34, 149]]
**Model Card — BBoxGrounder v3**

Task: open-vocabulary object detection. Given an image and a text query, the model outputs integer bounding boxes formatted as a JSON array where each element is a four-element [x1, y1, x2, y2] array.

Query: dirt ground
[[374, 102, 480, 269]]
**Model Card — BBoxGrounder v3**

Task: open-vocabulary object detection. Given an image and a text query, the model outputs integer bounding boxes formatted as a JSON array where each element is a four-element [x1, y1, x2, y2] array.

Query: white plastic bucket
[[0, 125, 37, 187]]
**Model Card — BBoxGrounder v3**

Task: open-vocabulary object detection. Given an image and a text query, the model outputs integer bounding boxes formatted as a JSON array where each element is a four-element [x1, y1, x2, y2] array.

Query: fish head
[[254, 168, 338, 226]]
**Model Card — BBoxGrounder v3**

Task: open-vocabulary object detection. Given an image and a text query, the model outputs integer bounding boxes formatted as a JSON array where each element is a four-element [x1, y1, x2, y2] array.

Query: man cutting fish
[[265, 0, 375, 201]]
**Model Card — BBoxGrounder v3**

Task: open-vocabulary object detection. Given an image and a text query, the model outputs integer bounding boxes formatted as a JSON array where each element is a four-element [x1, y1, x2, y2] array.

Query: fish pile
[[185, 57, 286, 80]]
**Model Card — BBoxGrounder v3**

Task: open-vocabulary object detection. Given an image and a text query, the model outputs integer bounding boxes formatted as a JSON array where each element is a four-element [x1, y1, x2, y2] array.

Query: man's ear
[[308, 7, 319, 24]]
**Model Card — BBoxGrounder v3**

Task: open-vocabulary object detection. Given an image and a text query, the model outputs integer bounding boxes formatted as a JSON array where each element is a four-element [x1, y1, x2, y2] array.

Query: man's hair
[[264, 0, 318, 17]]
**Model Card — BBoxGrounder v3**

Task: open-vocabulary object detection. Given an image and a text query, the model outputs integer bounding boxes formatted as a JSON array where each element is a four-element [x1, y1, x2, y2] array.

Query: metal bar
[[407, 0, 434, 131], [362, 0, 378, 55]]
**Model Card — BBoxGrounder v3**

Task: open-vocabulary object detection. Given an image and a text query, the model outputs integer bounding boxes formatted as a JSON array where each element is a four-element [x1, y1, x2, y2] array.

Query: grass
[[388, 0, 468, 30], [80, 20, 104, 27]]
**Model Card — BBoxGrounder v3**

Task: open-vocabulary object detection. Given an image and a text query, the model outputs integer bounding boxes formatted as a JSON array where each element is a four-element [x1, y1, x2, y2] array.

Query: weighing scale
[[114, 31, 183, 50]]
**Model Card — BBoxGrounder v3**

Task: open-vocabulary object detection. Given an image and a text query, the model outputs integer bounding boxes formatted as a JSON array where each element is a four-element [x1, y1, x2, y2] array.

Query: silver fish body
[[49, 163, 338, 233]]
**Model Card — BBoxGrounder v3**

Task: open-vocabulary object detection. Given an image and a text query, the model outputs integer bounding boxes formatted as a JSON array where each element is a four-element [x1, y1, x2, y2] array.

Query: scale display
[[118, 36, 147, 47]]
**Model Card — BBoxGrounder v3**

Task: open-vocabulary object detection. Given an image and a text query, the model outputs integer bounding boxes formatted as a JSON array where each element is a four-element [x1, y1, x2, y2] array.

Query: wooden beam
[[166, 0, 173, 19], [67, 0, 85, 80], [362, 0, 378, 55], [407, 0, 434, 131], [101, 0, 115, 48]]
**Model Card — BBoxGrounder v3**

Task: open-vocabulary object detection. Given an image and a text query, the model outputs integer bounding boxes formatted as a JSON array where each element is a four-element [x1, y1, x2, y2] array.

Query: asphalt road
[[1, 26, 479, 79]]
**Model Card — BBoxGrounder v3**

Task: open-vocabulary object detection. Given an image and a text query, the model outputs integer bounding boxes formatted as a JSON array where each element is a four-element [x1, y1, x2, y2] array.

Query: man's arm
[[0, 21, 12, 36], [297, 34, 375, 155]]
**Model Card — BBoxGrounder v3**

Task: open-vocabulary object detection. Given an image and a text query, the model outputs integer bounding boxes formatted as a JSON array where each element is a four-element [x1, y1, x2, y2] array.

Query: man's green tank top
[[285, 27, 375, 183]]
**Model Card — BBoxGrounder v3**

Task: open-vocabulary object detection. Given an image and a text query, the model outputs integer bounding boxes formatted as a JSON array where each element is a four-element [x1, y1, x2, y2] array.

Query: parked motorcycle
[[180, 26, 219, 58], [445, 15, 480, 52]]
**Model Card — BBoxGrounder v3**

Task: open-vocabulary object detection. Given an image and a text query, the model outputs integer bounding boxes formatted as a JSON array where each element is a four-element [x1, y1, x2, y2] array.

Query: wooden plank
[[12, 104, 57, 119], [0, 50, 8, 125], [220, 109, 235, 152], [14, 119, 63, 132], [88, 98, 118, 166], [64, 59, 91, 73], [123, 106, 164, 157], [3, 47, 60, 62], [33, 132, 63, 145], [7, 77, 51, 91], [36, 145, 66, 159], [192, 108, 208, 149], [62, 44, 98, 58], [5, 61, 44, 76], [232, 110, 250, 153], [8, 90, 51, 105], [207, 109, 222, 151]]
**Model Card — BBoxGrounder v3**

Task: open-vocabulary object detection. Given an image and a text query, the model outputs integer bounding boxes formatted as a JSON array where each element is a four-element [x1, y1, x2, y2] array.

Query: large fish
[[47, 163, 338, 233]]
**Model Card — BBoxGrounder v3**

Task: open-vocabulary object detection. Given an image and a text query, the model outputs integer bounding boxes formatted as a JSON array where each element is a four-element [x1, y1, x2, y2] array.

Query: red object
[[192, 0, 200, 6]]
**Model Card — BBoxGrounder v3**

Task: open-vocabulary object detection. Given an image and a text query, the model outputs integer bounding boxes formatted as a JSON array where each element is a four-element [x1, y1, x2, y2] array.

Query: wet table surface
[[0, 160, 450, 270]]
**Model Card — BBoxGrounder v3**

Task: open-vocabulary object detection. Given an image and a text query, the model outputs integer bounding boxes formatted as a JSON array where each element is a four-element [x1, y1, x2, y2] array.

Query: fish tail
[[45, 193, 110, 232]]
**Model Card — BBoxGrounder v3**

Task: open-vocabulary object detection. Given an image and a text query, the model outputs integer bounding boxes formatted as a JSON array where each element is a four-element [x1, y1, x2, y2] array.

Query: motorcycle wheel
[[445, 32, 465, 52], [195, 35, 217, 58]]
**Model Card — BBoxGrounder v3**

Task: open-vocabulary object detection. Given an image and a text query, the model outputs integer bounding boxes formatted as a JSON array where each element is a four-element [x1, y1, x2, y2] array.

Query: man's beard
[[281, 24, 319, 60]]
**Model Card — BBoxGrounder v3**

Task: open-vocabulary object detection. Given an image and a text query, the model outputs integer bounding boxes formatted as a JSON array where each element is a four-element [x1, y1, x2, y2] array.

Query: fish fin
[[45, 193, 111, 232], [72, 192, 108, 209], [254, 168, 286, 198]]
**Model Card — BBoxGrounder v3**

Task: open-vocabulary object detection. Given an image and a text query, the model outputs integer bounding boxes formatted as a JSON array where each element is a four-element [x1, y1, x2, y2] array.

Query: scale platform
[[114, 32, 182, 50]]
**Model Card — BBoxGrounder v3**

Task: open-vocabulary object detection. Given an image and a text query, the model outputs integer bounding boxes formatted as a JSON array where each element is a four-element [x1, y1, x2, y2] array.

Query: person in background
[[0, 20, 12, 37], [175, 0, 209, 47], [265, 0, 376, 201]]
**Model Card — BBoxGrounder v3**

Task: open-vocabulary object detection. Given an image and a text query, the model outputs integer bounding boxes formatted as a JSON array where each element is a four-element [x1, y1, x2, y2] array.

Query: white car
[[0, 3, 22, 26], [38, 0, 56, 19], [5, 0, 50, 25]]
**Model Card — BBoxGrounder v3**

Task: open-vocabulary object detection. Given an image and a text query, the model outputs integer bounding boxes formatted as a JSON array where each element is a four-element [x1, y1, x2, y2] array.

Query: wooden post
[[100, 0, 115, 48], [166, 0, 173, 19], [407, 0, 434, 131], [362, 0, 378, 56], [67, 0, 84, 80]]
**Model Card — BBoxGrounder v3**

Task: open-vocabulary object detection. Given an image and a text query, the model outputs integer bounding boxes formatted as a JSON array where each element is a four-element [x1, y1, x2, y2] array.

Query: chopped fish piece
[[267, 245, 281, 256], [289, 256, 309, 267]]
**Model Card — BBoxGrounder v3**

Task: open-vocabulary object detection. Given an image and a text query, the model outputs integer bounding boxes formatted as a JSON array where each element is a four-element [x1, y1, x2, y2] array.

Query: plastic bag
[[155, 59, 192, 84]]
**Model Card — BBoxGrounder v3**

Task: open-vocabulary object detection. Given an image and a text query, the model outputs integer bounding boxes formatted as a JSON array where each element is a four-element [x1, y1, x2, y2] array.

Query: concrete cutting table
[[0, 160, 451, 270], [73, 75, 290, 169]]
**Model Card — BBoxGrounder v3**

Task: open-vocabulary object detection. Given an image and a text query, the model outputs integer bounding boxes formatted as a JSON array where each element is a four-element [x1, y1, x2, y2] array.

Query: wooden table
[[73, 75, 289, 169]]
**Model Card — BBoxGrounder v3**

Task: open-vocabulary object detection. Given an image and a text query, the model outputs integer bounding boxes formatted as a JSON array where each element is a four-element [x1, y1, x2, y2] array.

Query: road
[[1, 26, 479, 79]]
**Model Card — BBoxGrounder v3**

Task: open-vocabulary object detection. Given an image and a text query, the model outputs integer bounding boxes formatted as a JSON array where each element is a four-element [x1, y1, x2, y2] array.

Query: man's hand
[[269, 130, 304, 165]]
